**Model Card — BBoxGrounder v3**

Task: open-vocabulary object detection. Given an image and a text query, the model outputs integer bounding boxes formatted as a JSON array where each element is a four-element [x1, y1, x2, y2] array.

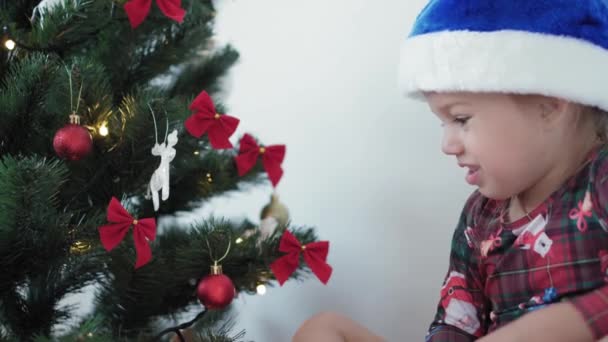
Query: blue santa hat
[[398, 0, 608, 111]]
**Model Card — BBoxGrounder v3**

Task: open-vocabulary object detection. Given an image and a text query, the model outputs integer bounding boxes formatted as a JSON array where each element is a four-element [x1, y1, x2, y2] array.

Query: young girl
[[294, 1, 608, 341]]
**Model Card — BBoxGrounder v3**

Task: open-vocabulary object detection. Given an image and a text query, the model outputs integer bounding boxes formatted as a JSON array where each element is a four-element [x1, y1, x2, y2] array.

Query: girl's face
[[424, 91, 564, 200]]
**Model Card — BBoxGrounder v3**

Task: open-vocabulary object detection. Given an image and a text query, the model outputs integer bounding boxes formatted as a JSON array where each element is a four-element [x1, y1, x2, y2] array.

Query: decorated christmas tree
[[0, 0, 332, 340]]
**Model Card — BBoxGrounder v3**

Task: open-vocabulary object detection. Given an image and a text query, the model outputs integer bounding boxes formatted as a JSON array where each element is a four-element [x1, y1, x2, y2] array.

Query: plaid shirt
[[426, 145, 608, 341]]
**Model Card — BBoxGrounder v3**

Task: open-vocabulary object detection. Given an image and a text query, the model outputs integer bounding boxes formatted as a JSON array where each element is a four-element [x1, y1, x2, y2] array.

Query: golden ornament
[[260, 193, 289, 228]]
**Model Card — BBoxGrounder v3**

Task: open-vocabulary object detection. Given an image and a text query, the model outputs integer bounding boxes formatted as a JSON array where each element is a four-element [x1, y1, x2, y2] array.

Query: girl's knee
[[293, 311, 345, 342]]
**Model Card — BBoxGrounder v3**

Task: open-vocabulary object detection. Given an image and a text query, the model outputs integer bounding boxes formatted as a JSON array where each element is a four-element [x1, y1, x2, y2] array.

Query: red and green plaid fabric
[[426, 145, 608, 341]]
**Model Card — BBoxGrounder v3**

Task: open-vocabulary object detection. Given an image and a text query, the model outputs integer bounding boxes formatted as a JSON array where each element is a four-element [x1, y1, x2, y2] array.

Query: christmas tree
[[0, 0, 331, 340]]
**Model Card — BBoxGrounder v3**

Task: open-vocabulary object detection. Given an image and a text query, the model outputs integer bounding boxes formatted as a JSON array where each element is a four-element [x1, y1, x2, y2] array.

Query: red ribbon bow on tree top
[[98, 197, 157, 269], [124, 0, 186, 29], [184, 90, 240, 149], [270, 230, 332, 286], [234, 133, 286, 187]]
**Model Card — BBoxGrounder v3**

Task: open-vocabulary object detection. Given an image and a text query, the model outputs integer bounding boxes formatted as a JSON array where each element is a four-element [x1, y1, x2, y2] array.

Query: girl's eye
[[453, 116, 470, 125]]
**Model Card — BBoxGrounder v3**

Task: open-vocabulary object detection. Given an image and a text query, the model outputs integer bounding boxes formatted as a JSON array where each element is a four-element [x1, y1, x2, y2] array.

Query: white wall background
[[194, 0, 474, 340]]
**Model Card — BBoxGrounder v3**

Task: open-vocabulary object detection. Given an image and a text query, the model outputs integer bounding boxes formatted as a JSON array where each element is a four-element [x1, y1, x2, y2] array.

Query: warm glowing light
[[4, 39, 15, 50], [256, 284, 267, 295], [98, 123, 109, 136]]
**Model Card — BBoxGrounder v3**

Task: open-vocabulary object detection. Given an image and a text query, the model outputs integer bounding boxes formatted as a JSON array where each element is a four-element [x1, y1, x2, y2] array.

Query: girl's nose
[[441, 127, 464, 156]]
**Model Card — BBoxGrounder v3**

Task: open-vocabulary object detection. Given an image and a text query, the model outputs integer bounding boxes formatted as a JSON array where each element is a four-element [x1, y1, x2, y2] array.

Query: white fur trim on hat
[[398, 30, 608, 111]]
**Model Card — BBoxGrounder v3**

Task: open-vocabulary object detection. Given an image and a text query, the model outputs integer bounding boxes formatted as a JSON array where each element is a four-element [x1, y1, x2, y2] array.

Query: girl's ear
[[539, 97, 574, 126]]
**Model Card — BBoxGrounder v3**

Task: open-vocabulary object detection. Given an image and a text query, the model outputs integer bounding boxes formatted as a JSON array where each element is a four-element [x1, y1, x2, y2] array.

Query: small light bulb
[[194, 151, 200, 155], [87, 332, 93, 337], [235, 237, 244, 244], [256, 284, 266, 295], [4, 39, 15, 50], [99, 123, 109, 136]]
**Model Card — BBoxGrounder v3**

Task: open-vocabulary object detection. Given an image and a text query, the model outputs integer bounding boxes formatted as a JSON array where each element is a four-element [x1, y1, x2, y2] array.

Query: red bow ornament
[[98, 197, 157, 269], [184, 90, 240, 149], [124, 0, 186, 29], [234, 133, 285, 187], [270, 230, 332, 286]]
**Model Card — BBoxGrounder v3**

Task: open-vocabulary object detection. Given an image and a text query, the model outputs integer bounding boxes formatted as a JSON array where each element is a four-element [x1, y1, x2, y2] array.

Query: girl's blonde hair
[[511, 93, 608, 143], [585, 105, 608, 143]]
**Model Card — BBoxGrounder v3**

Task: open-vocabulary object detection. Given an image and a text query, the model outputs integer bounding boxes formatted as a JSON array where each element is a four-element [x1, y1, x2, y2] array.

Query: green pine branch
[[0, 155, 103, 340], [92, 218, 317, 338]]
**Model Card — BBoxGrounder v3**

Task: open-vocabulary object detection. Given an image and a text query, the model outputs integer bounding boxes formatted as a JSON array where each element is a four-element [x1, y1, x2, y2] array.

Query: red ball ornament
[[53, 113, 93, 161], [196, 263, 236, 309]]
